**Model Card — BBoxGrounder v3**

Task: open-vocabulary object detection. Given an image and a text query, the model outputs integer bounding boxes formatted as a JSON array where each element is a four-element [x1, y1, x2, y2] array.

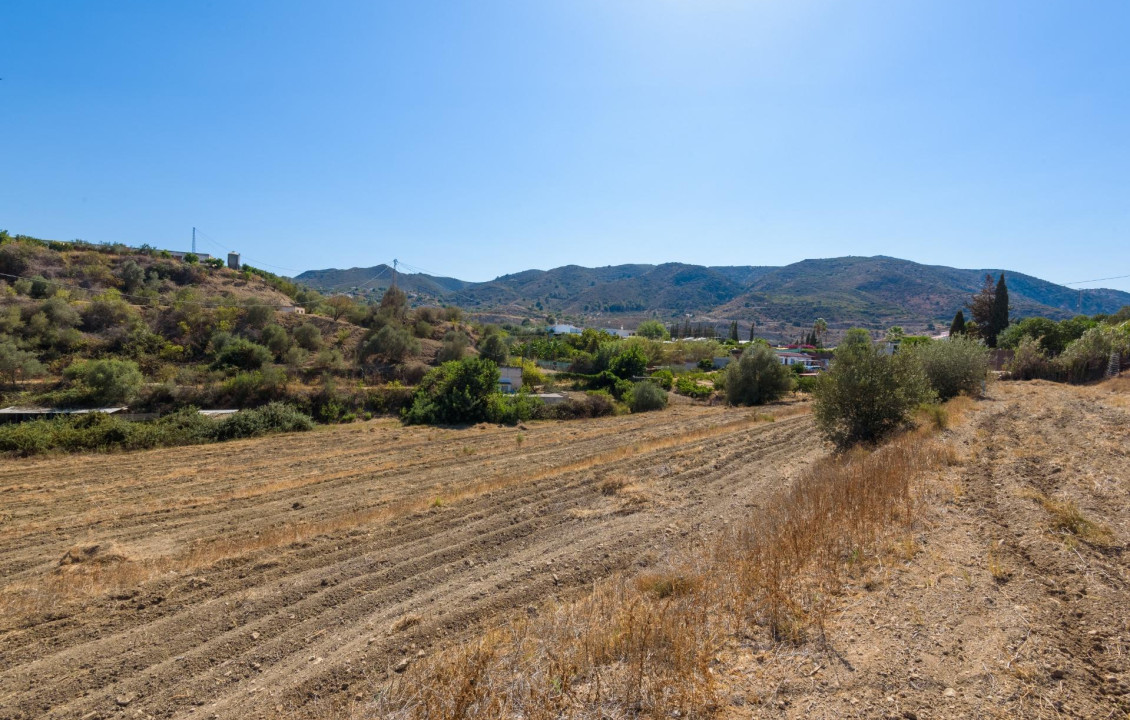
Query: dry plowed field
[[0, 404, 817, 719]]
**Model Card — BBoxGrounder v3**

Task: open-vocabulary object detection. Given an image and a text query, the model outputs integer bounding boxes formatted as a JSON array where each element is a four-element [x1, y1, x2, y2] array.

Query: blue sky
[[1, 1, 1128, 290]]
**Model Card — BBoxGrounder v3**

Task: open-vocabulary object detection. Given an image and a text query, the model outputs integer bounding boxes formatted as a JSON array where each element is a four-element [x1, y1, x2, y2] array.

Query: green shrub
[[627, 381, 668, 413], [609, 345, 647, 379], [218, 367, 289, 406], [293, 322, 323, 351], [211, 403, 314, 440], [724, 344, 793, 406], [813, 335, 935, 450], [0, 340, 44, 385], [437, 331, 469, 363], [519, 359, 545, 387], [650, 368, 674, 390], [0, 403, 312, 457], [62, 358, 144, 406], [1007, 336, 1051, 380], [213, 338, 273, 370], [636, 320, 670, 340], [361, 325, 420, 364], [260, 324, 291, 356], [675, 375, 713, 399], [1053, 323, 1130, 383], [478, 333, 509, 365], [908, 336, 989, 400], [402, 357, 500, 425], [486, 393, 543, 425]]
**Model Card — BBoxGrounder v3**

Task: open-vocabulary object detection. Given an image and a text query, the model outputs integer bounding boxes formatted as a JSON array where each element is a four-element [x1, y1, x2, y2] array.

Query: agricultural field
[[3, 379, 1128, 720], [0, 401, 817, 719]]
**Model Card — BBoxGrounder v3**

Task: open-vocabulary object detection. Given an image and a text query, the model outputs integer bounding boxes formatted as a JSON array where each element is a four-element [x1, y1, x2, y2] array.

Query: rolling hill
[[296, 256, 1130, 336]]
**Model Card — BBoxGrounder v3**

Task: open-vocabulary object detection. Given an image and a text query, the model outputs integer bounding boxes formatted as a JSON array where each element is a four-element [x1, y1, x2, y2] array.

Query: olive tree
[[813, 335, 934, 449], [724, 343, 793, 406]]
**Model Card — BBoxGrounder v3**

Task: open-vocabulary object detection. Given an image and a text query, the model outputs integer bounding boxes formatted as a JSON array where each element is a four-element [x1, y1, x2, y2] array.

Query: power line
[[193, 228, 304, 274], [1061, 273, 1130, 286]]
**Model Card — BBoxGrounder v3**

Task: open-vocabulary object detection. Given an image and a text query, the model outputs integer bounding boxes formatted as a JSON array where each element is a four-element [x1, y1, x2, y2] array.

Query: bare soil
[[716, 379, 1130, 718], [0, 402, 817, 719]]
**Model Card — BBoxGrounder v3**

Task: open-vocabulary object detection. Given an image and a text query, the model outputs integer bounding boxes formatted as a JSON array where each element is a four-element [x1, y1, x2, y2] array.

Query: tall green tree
[[0, 340, 44, 386], [636, 320, 670, 340], [950, 310, 966, 336], [970, 273, 996, 337], [729, 321, 739, 342], [724, 344, 794, 406], [813, 318, 828, 347], [987, 273, 1010, 348]]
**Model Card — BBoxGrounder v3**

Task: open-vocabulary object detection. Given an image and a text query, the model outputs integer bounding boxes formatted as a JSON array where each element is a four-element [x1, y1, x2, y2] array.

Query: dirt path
[[0, 403, 820, 720], [717, 380, 1130, 718]]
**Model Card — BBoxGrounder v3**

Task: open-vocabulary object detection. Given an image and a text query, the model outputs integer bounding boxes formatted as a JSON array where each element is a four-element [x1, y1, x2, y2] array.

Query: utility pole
[[192, 227, 196, 255], [392, 259, 398, 289]]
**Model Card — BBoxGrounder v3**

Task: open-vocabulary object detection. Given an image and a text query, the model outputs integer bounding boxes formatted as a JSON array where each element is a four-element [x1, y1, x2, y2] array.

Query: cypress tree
[[729, 321, 739, 342], [970, 274, 995, 332], [748, 323, 756, 342], [950, 310, 966, 336], [988, 273, 1010, 347]]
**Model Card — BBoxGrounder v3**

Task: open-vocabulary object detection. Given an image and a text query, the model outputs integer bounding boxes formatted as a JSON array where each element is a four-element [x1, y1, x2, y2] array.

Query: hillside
[[0, 234, 465, 420], [298, 256, 1130, 337]]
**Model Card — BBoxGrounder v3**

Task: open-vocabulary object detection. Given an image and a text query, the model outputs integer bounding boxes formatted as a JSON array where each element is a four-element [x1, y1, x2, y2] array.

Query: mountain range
[[295, 256, 1130, 338]]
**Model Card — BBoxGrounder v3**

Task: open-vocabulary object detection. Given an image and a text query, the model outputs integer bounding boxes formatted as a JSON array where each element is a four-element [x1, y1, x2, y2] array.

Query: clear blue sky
[[2, 1, 1128, 290]]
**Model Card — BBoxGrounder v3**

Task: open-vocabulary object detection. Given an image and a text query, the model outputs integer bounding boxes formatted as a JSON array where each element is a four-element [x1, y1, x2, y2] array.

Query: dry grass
[[0, 409, 791, 629], [1030, 493, 1115, 547], [364, 401, 967, 719]]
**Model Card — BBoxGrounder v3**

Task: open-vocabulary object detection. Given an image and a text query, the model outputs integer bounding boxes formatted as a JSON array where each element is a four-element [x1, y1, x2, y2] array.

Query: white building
[[498, 366, 524, 393]]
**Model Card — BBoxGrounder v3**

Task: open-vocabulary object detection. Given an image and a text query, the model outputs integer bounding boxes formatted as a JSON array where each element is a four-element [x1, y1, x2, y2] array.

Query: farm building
[[547, 324, 582, 336], [279, 306, 307, 315], [498, 366, 523, 394]]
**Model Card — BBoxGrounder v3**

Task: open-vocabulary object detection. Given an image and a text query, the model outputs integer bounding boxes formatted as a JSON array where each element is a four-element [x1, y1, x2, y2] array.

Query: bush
[[245, 303, 275, 329], [62, 358, 144, 406], [541, 391, 616, 420], [0, 403, 313, 457], [486, 393, 543, 425], [211, 403, 314, 440], [402, 357, 500, 425], [1007, 336, 1051, 380], [361, 325, 420, 364], [636, 320, 670, 340], [609, 345, 647, 379], [908, 336, 989, 400], [675, 375, 713, 399], [519, 359, 545, 387], [260, 324, 291, 355], [812, 336, 934, 450], [0, 339, 44, 385], [724, 344, 794, 406], [293, 322, 323, 351], [213, 338, 273, 371], [437, 331, 469, 363], [627, 381, 668, 413], [478, 333, 509, 365], [650, 368, 674, 390], [218, 367, 289, 406], [1054, 323, 1130, 383]]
